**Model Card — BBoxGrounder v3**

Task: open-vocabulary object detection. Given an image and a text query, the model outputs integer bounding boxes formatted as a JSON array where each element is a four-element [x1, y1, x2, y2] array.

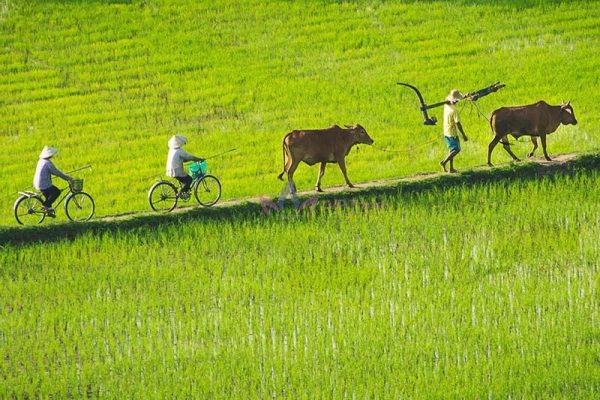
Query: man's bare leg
[[441, 149, 459, 173]]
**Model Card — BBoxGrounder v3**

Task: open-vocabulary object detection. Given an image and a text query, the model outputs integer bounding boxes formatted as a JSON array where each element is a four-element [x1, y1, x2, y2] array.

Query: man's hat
[[39, 146, 58, 159], [168, 135, 187, 149], [446, 89, 464, 104]]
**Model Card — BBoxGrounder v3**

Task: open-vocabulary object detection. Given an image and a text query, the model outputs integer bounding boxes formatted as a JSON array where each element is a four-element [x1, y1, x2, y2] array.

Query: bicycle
[[14, 178, 95, 225], [148, 160, 222, 212]]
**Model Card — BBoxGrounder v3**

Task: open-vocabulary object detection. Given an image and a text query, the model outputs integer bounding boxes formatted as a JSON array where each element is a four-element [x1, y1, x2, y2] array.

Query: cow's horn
[[344, 124, 353, 129]]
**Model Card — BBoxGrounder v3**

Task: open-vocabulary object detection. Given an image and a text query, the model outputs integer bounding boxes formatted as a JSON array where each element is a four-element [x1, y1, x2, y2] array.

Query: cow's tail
[[277, 135, 289, 181]]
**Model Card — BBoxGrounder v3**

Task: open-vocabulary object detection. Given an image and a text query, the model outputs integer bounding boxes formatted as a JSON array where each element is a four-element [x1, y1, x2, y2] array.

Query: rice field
[[1, 169, 600, 398], [1, 0, 599, 224], [2, 0, 600, 397]]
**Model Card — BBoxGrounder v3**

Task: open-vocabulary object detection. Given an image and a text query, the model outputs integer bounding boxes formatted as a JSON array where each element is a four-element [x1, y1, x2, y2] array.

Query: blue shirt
[[33, 159, 71, 190]]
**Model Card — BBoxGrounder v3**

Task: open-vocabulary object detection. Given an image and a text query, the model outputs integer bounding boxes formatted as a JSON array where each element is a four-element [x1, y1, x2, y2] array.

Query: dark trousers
[[41, 185, 61, 208], [175, 175, 193, 192]]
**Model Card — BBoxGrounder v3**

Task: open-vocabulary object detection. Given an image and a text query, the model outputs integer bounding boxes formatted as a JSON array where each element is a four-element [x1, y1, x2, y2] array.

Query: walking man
[[440, 89, 469, 173]]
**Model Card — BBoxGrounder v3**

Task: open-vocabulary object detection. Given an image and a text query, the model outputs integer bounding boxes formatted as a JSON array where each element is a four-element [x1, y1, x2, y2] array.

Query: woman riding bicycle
[[166, 135, 204, 194], [33, 146, 72, 217]]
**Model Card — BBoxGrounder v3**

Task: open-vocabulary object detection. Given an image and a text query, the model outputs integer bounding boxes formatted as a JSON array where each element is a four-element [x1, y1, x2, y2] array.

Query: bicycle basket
[[188, 161, 207, 179], [70, 178, 84, 192]]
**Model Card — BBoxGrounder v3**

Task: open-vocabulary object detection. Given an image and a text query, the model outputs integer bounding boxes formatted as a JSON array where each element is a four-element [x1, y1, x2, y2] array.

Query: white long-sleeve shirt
[[33, 159, 71, 190], [166, 148, 199, 177]]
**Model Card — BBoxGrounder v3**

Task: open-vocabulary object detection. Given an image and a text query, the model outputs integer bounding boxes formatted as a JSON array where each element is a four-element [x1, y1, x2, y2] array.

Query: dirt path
[[100, 153, 579, 222]]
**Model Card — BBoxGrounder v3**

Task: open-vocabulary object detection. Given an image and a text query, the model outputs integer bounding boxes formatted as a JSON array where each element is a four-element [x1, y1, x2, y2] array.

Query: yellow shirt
[[443, 104, 461, 137]]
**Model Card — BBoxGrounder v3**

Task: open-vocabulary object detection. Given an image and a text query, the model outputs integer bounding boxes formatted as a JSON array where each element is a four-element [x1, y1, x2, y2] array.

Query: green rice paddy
[[2, 168, 600, 398], [1, 0, 600, 397]]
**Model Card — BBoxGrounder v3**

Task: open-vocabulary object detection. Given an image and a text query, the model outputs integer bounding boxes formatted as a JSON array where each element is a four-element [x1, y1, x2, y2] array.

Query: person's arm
[[180, 149, 204, 162], [49, 162, 72, 181], [457, 122, 468, 141]]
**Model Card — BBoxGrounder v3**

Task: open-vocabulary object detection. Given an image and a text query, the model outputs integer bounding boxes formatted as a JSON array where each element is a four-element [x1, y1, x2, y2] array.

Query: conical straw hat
[[39, 146, 58, 159], [168, 135, 187, 149]]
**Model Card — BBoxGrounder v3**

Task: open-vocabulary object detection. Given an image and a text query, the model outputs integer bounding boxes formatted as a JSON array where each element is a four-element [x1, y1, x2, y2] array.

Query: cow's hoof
[[545, 157, 552, 161], [347, 184, 355, 189], [315, 187, 323, 192], [527, 153, 534, 158], [487, 163, 494, 167]]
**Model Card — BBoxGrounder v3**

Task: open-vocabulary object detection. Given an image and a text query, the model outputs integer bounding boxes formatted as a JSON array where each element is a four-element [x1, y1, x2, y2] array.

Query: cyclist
[[33, 146, 72, 217], [166, 135, 204, 195]]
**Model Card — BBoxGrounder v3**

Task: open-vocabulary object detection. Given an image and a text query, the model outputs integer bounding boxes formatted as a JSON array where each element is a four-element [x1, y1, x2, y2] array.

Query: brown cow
[[487, 101, 577, 166], [277, 124, 374, 193]]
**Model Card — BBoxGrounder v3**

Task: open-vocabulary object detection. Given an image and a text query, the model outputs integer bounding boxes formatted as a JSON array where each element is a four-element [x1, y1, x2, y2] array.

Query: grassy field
[[1, 165, 600, 398], [1, 0, 599, 225], [2, 1, 600, 397]]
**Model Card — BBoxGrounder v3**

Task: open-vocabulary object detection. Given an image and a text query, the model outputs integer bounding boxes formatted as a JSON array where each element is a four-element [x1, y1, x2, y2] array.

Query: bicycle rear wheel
[[149, 181, 178, 212], [65, 192, 95, 221], [14, 195, 46, 225], [194, 175, 221, 207]]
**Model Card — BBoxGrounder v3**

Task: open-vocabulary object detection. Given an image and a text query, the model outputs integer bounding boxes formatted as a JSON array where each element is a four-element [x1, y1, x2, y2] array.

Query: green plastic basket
[[188, 160, 207, 178]]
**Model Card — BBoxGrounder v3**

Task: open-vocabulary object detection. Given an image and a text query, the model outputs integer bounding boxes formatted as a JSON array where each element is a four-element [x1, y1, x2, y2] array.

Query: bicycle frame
[[50, 186, 71, 208], [20, 185, 72, 209], [148, 171, 221, 212], [168, 173, 207, 192], [191, 173, 207, 189]]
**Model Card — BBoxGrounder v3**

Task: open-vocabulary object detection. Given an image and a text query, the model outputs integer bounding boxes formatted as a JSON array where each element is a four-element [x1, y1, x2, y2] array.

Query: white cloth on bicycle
[[166, 148, 199, 177], [33, 159, 71, 190]]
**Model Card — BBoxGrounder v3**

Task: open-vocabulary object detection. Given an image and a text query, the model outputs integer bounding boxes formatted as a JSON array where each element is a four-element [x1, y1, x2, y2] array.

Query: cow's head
[[560, 101, 578, 125], [347, 124, 374, 145]]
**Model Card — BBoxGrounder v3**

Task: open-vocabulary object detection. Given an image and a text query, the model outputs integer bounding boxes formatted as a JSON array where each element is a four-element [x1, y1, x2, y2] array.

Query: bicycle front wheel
[[149, 181, 178, 212], [65, 192, 95, 222], [194, 175, 221, 207], [14, 195, 46, 225]]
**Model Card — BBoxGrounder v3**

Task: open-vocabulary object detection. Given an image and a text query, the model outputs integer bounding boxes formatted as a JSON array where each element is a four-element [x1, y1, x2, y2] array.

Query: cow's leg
[[487, 135, 503, 166], [283, 152, 293, 176], [527, 137, 538, 158], [315, 162, 326, 192], [501, 136, 520, 162], [540, 134, 552, 161], [337, 159, 354, 188], [278, 146, 292, 181], [286, 159, 301, 194]]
